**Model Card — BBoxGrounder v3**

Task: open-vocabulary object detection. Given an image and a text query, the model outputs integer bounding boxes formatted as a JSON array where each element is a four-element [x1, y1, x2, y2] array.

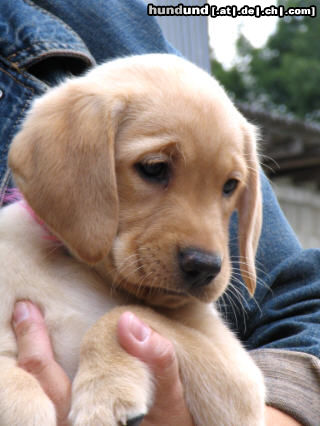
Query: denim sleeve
[[32, 0, 180, 62], [228, 173, 320, 425], [227, 172, 320, 357]]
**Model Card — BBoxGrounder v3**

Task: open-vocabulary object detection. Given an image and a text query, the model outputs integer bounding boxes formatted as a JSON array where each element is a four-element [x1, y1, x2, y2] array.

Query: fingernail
[[13, 301, 30, 326], [128, 313, 151, 342]]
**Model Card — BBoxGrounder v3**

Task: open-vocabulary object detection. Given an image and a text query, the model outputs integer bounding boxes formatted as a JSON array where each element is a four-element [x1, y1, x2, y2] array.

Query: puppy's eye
[[223, 178, 239, 196], [136, 161, 170, 184]]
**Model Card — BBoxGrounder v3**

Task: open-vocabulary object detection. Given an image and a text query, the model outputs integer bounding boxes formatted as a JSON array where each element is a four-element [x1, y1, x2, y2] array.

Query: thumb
[[117, 312, 193, 425], [118, 311, 177, 385]]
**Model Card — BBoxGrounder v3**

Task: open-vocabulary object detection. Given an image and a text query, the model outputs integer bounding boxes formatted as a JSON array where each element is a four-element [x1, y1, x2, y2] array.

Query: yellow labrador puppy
[[0, 54, 264, 425]]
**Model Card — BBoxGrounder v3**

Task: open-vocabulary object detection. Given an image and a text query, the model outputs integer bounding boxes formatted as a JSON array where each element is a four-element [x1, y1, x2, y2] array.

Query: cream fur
[[0, 54, 265, 425]]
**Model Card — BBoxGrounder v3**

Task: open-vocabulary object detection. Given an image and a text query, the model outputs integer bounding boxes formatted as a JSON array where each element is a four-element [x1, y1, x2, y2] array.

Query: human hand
[[117, 312, 194, 426], [118, 314, 304, 426], [12, 301, 71, 426], [265, 406, 302, 426], [15, 302, 301, 426], [12, 302, 193, 426]]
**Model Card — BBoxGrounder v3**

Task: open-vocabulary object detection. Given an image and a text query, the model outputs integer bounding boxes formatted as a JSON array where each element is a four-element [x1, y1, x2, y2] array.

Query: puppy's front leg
[[69, 307, 154, 426], [168, 303, 265, 426], [70, 305, 265, 426], [0, 356, 57, 426]]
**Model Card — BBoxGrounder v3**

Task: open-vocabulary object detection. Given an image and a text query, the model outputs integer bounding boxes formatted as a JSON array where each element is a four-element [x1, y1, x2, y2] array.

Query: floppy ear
[[237, 122, 262, 295], [9, 80, 124, 264]]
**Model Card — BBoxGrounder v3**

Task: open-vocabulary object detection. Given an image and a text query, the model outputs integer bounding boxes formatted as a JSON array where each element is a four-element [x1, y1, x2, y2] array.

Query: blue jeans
[[1, 1, 319, 422]]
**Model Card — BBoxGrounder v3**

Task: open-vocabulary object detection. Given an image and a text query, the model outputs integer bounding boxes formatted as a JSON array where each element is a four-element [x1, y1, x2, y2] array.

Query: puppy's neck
[[5, 188, 61, 244]]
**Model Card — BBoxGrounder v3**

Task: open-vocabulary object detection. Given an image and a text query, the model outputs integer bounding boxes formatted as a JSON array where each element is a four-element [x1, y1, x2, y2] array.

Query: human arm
[[227, 172, 320, 425]]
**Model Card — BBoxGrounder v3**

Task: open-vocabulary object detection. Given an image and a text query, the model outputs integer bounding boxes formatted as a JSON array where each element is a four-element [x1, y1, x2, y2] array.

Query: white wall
[[274, 182, 320, 249], [151, 0, 210, 71]]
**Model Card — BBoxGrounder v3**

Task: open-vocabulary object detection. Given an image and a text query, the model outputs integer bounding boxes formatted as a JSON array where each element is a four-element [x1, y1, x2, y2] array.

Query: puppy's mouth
[[117, 274, 215, 307], [109, 248, 218, 305], [122, 280, 188, 298], [115, 276, 192, 307]]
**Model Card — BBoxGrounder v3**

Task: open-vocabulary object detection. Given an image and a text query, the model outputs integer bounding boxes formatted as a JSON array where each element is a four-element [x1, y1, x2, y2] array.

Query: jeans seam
[[23, 0, 91, 50], [0, 65, 37, 91], [8, 42, 94, 63]]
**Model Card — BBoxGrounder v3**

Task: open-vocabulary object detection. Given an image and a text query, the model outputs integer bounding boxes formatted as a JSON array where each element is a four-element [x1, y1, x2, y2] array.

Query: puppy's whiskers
[[135, 270, 155, 298], [230, 272, 262, 315], [230, 255, 270, 282], [109, 254, 141, 291], [220, 290, 239, 331], [227, 282, 249, 312]]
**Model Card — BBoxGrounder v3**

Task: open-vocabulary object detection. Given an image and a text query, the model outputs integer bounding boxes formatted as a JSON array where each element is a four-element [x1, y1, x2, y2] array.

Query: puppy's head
[[9, 54, 261, 307]]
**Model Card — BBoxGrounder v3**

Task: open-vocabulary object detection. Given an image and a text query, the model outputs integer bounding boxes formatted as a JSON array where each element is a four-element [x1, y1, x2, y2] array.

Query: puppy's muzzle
[[178, 247, 222, 289]]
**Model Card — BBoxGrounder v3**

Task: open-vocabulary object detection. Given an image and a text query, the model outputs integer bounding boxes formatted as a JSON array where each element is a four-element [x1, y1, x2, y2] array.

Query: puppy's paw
[[69, 373, 152, 426], [126, 415, 145, 426], [69, 401, 146, 426], [0, 392, 56, 426], [0, 366, 57, 426]]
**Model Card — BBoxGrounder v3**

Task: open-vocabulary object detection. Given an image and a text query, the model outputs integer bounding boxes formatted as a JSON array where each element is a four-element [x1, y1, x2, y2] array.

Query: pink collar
[[4, 188, 61, 243]]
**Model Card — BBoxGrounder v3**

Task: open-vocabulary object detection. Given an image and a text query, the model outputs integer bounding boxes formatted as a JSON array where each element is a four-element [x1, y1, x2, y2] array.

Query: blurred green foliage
[[211, 0, 320, 121]]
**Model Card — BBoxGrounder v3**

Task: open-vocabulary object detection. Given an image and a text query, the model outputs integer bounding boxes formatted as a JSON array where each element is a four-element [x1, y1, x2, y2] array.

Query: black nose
[[178, 247, 222, 289]]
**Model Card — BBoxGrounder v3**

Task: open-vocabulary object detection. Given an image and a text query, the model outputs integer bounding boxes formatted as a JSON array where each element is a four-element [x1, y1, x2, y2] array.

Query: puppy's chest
[[28, 259, 119, 378], [0, 203, 122, 378]]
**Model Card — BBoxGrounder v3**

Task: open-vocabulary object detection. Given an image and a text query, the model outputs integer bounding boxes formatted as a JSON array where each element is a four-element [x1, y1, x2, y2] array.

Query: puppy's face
[[9, 54, 261, 307], [107, 95, 248, 305]]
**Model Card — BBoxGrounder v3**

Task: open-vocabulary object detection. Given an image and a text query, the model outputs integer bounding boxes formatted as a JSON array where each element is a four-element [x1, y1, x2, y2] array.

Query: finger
[[117, 312, 194, 426], [118, 312, 177, 387], [12, 301, 71, 425], [13, 301, 54, 365]]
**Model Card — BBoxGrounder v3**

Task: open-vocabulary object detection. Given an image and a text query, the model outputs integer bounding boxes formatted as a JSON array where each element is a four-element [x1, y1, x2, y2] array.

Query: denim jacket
[[1, 1, 319, 424]]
